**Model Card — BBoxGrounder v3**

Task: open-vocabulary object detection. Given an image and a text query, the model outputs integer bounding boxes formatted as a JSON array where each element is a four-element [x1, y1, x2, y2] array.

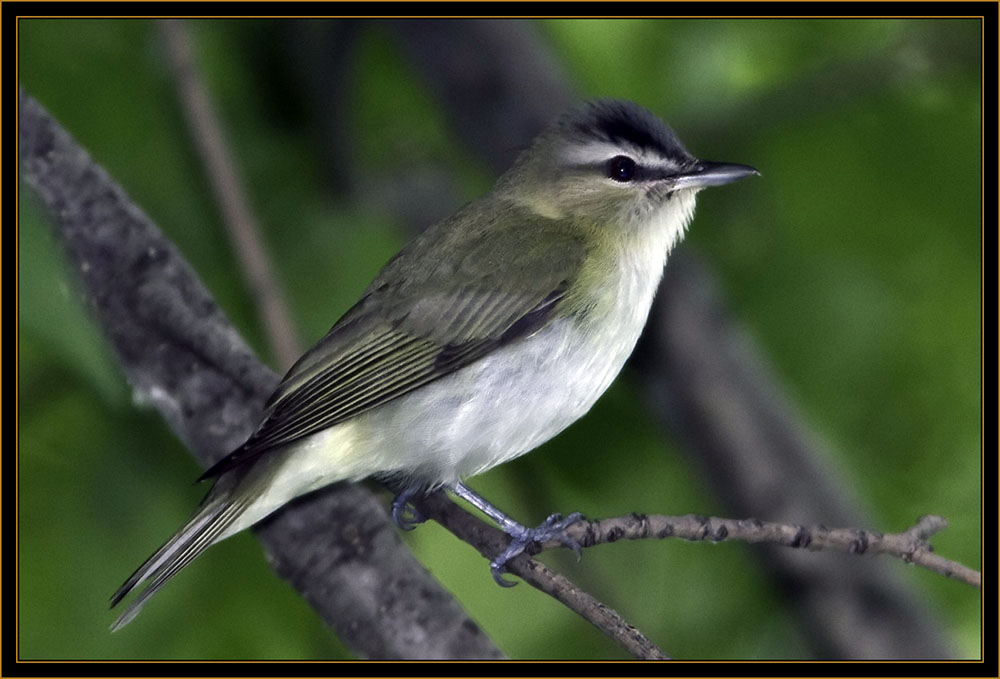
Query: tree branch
[[636, 252, 959, 658], [413, 492, 672, 660], [414, 488, 978, 658], [543, 513, 981, 590], [18, 86, 503, 660], [158, 18, 302, 370]]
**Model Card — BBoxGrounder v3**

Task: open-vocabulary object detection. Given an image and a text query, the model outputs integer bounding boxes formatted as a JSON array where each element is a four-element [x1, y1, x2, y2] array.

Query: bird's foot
[[391, 486, 427, 530], [490, 512, 584, 586]]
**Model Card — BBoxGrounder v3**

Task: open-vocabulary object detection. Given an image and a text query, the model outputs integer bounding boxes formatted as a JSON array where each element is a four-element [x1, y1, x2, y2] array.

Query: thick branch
[[18, 87, 502, 660]]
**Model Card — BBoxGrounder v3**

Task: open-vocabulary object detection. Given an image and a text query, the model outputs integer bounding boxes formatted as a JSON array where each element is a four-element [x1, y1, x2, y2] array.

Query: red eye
[[607, 155, 637, 182]]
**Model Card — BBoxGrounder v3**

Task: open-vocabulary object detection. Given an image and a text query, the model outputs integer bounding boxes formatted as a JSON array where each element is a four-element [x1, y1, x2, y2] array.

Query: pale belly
[[253, 260, 668, 520], [222, 310, 648, 538], [352, 313, 642, 485]]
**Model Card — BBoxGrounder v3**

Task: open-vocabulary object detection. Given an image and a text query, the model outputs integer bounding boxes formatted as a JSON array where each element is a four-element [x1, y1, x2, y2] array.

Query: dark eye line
[[566, 161, 673, 182]]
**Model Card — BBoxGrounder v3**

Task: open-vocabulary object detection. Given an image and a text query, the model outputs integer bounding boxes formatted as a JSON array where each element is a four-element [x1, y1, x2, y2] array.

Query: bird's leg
[[390, 484, 427, 530], [450, 481, 584, 586]]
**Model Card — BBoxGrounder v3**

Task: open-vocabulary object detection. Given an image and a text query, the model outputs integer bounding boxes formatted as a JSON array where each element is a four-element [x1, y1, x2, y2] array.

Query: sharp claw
[[394, 511, 419, 531], [552, 512, 584, 560], [490, 563, 519, 587], [391, 487, 426, 530], [490, 539, 529, 585]]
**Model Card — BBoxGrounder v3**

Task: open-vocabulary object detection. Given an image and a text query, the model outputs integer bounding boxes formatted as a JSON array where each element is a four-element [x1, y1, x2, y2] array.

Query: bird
[[110, 98, 758, 630]]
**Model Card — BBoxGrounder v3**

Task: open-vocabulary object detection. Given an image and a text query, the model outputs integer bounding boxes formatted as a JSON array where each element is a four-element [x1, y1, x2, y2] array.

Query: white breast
[[347, 192, 695, 486]]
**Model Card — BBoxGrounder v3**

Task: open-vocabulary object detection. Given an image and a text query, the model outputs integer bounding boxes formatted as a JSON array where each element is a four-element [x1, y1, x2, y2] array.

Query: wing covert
[[199, 204, 585, 480]]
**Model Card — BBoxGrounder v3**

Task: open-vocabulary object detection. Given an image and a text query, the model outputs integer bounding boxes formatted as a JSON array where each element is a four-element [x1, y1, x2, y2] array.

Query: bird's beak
[[673, 161, 759, 190]]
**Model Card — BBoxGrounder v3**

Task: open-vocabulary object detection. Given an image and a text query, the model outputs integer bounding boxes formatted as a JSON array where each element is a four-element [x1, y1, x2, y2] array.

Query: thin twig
[[417, 486, 978, 657], [540, 513, 981, 590], [414, 492, 671, 660], [158, 19, 302, 369], [505, 554, 672, 661], [636, 252, 958, 658]]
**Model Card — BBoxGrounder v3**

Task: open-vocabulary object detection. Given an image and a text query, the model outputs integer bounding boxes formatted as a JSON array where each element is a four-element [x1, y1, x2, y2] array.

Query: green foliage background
[[18, 18, 981, 659]]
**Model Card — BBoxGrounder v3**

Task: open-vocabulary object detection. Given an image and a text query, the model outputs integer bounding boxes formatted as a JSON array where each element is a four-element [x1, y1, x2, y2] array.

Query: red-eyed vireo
[[110, 99, 758, 629]]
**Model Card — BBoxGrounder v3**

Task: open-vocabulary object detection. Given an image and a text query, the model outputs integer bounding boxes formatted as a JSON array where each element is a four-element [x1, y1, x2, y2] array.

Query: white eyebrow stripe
[[561, 141, 627, 165], [560, 141, 681, 171]]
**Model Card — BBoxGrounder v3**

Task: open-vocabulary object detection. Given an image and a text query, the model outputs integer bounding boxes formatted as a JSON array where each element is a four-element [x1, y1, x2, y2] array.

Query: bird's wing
[[200, 206, 586, 480]]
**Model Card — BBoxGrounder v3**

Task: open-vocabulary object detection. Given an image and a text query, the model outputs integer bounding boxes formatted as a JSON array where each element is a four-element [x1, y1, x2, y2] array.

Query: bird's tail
[[109, 486, 250, 631]]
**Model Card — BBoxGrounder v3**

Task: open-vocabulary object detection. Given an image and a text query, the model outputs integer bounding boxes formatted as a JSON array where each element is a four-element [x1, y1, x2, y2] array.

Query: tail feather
[[110, 496, 248, 631]]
